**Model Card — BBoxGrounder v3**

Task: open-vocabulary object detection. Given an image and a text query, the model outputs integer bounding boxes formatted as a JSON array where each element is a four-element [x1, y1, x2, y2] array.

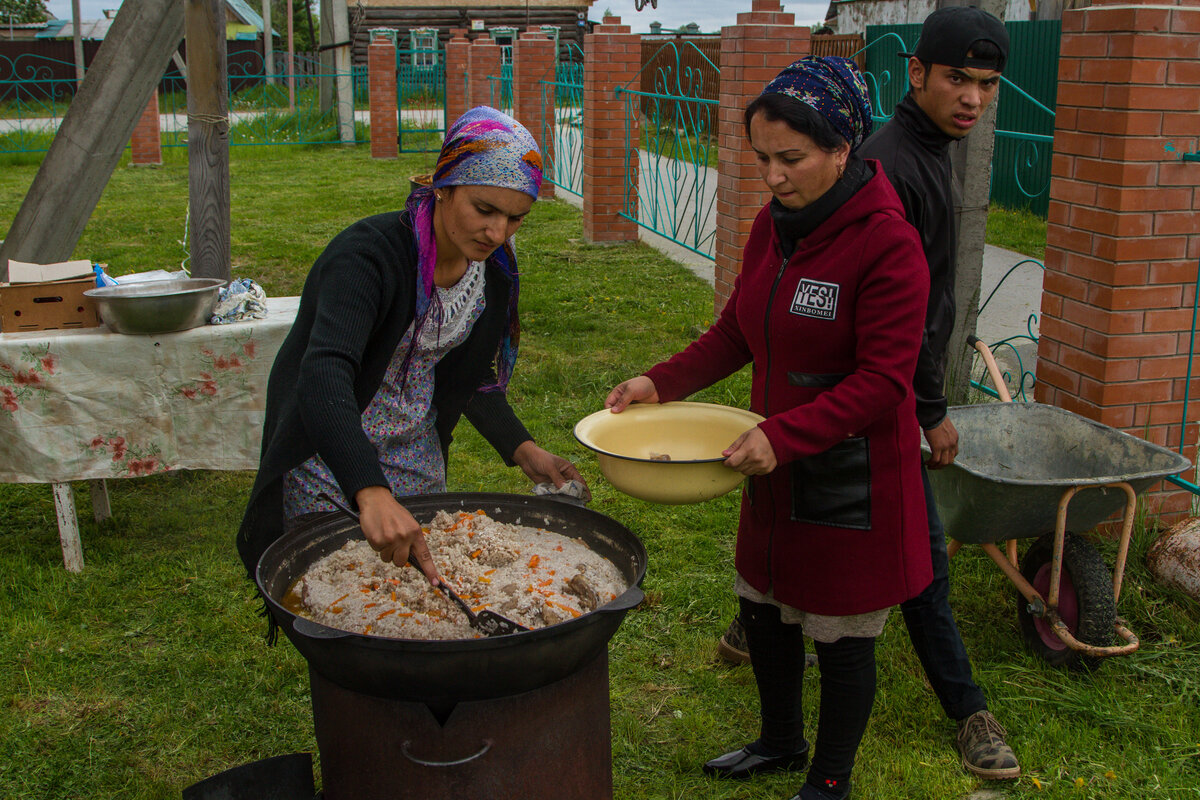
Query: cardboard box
[[1, 260, 101, 332]]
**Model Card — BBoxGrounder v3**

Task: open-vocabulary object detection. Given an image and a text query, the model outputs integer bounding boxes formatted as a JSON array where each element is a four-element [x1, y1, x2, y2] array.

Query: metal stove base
[[311, 650, 613, 800]]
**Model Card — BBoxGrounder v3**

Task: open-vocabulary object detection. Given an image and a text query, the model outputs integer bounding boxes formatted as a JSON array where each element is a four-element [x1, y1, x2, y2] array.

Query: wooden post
[[186, 0, 232, 281], [52, 483, 84, 573], [0, 0, 185, 281], [946, 0, 1006, 404], [263, 0, 275, 85], [329, 0, 355, 144]]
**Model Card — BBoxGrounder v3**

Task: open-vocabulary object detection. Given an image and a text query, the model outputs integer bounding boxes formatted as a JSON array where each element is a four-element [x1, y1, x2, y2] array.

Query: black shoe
[[702, 741, 810, 779]]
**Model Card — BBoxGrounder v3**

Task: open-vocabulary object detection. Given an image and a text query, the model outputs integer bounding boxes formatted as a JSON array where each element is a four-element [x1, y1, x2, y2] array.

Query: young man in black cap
[[856, 4, 1020, 781]]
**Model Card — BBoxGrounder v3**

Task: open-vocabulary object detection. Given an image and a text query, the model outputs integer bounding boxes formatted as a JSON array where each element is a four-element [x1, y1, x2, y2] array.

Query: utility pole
[[263, 0, 275, 85], [329, 0, 354, 143], [71, 0, 84, 87], [946, 0, 1006, 403]]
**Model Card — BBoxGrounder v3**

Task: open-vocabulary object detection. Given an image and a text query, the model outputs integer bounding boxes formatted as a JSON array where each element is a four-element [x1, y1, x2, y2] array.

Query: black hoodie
[[859, 93, 959, 430]]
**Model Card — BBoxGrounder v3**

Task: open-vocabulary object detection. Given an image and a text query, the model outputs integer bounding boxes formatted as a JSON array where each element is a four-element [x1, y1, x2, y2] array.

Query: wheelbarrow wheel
[[1016, 532, 1115, 671]]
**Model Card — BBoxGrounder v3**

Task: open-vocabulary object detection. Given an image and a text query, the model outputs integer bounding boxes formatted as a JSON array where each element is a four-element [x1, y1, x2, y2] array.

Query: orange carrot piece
[[528, 554, 540, 569], [546, 599, 582, 618], [326, 593, 350, 610], [376, 609, 397, 620], [470, 549, 482, 559], [538, 578, 553, 587]]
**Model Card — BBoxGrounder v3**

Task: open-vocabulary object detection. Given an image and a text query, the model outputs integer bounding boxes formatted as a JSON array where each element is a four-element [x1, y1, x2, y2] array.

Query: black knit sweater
[[236, 209, 532, 576]]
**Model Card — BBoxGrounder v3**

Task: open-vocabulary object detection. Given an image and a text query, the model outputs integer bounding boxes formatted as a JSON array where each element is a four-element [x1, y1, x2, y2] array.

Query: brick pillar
[[714, 0, 812, 312], [368, 28, 398, 160], [1036, 0, 1200, 521], [513, 26, 557, 199], [130, 91, 162, 166], [445, 28, 470, 129], [582, 15, 640, 244], [469, 37, 503, 112]]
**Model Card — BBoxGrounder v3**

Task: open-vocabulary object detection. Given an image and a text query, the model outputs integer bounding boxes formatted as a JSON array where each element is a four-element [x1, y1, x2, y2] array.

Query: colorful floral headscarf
[[403, 107, 542, 392], [433, 106, 543, 199], [761, 56, 874, 151]]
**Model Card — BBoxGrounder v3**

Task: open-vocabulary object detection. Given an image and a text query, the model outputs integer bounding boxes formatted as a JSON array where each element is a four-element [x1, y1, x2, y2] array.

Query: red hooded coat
[[645, 162, 932, 615]]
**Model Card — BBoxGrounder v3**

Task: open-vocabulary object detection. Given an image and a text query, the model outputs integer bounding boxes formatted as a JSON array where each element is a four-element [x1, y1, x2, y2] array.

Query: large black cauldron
[[256, 493, 646, 709]]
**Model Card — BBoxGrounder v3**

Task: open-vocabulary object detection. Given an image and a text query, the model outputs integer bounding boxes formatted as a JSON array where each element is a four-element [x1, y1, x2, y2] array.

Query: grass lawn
[[1, 146, 1198, 799]]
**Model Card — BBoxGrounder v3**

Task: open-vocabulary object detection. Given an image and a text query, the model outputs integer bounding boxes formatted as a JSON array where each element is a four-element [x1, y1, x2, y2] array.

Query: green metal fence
[[488, 64, 514, 116], [616, 40, 719, 261], [539, 43, 585, 198], [863, 21, 1060, 216], [160, 52, 368, 148], [396, 45, 446, 153], [1, 50, 369, 153], [0, 52, 77, 154]]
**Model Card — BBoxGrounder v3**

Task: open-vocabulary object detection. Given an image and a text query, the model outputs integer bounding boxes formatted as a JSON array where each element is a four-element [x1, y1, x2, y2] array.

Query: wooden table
[[0, 297, 298, 570]]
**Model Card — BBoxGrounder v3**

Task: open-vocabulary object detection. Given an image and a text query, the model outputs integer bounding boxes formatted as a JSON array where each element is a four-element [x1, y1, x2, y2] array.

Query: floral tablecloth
[[0, 297, 299, 484]]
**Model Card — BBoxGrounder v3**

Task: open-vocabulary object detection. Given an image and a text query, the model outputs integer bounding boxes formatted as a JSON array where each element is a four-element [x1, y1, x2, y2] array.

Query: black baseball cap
[[900, 6, 1009, 72]]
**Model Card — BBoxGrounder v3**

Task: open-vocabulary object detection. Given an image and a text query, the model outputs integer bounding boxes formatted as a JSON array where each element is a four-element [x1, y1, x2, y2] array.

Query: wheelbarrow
[[926, 337, 1192, 669]]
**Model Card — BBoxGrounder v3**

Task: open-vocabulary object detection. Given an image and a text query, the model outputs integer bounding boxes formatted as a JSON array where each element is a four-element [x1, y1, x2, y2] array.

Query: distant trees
[[270, 0, 320, 53], [0, 0, 50, 24]]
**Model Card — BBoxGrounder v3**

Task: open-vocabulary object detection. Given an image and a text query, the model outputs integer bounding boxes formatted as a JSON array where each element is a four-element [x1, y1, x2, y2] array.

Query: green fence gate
[[396, 44, 446, 153], [539, 43, 585, 198], [616, 40, 720, 261]]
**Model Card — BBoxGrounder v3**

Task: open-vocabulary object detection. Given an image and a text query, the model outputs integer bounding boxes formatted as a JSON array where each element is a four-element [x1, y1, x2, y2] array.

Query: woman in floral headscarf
[[605, 58, 931, 800], [239, 106, 586, 585]]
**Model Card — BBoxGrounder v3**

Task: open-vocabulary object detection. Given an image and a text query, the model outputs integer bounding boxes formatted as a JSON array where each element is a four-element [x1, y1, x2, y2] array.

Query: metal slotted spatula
[[317, 492, 529, 637]]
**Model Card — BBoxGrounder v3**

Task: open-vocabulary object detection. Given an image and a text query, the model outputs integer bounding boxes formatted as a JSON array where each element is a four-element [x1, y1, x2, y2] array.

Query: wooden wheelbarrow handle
[[967, 335, 1013, 403]]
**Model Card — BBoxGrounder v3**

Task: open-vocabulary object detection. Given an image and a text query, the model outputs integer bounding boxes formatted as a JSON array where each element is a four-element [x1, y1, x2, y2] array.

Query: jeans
[[899, 466, 987, 721]]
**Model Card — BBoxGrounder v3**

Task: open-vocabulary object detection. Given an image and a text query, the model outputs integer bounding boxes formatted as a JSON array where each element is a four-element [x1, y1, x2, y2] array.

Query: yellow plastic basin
[[573, 401, 765, 504]]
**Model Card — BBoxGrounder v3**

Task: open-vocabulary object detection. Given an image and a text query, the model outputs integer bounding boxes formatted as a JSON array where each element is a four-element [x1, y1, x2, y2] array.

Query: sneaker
[[717, 616, 751, 665], [956, 710, 1020, 780]]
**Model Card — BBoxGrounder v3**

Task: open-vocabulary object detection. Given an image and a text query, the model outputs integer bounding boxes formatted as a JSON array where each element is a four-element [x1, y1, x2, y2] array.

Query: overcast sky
[[44, 0, 832, 34]]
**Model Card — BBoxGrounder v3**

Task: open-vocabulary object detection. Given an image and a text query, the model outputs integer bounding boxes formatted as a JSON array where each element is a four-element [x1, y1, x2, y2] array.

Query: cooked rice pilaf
[[291, 509, 627, 639]]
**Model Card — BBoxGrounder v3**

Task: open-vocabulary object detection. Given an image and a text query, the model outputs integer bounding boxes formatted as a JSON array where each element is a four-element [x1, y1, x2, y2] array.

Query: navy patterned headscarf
[[761, 56, 874, 152]]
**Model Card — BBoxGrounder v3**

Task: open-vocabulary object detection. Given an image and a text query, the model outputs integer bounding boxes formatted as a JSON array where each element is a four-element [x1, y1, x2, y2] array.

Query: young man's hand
[[923, 418, 959, 469]]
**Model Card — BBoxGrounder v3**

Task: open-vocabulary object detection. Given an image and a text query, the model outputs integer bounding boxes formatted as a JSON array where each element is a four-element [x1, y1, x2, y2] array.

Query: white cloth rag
[[210, 278, 269, 324]]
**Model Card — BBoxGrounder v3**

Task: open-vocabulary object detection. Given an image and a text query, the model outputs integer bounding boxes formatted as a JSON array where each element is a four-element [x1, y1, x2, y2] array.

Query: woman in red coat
[[606, 57, 932, 800]]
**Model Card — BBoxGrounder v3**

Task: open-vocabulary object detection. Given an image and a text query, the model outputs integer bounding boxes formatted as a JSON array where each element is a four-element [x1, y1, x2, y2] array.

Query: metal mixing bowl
[[84, 278, 224, 335], [574, 401, 765, 504]]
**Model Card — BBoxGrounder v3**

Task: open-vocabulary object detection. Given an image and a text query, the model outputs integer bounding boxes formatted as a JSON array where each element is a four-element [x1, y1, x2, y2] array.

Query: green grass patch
[[987, 203, 1047, 260], [2, 147, 1197, 799]]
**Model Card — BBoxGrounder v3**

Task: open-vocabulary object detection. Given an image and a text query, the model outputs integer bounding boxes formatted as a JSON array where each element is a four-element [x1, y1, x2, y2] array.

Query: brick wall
[[513, 27, 557, 200], [1037, 0, 1200, 519], [582, 16, 641, 244], [469, 38, 503, 112], [367, 29, 398, 160], [713, 0, 812, 312], [129, 92, 162, 166], [444, 28, 470, 129]]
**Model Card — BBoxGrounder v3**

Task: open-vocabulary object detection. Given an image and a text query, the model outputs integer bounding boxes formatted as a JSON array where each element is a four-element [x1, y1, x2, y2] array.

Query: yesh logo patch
[[790, 279, 839, 320]]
